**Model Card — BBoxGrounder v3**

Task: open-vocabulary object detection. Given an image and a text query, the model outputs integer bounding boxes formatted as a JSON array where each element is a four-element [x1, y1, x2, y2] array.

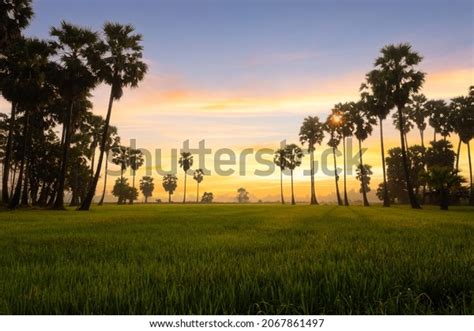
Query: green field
[[0, 204, 472, 314]]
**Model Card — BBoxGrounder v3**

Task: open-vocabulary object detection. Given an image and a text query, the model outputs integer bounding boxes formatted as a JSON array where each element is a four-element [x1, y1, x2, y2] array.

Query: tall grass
[[0, 205, 472, 314]]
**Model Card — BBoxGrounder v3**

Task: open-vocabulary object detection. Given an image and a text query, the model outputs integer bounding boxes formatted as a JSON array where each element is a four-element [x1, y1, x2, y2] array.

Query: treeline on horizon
[[1, 1, 473, 211]]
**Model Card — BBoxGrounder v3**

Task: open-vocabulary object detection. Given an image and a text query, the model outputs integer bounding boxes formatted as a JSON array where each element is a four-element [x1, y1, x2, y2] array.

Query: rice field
[[0, 204, 472, 314]]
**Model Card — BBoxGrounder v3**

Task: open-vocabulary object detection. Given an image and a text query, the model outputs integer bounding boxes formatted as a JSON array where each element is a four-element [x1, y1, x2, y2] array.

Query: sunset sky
[[1, 0, 473, 202]]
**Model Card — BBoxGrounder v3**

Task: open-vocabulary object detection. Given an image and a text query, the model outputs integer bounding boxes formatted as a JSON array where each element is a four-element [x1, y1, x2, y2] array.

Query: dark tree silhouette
[[284, 144, 303, 205], [237, 187, 249, 203], [178, 152, 193, 204], [162, 174, 177, 203], [299, 116, 324, 205], [129, 148, 144, 204], [139, 176, 154, 203], [324, 112, 343, 205], [80, 23, 147, 211], [193, 169, 204, 203], [273, 148, 287, 204]]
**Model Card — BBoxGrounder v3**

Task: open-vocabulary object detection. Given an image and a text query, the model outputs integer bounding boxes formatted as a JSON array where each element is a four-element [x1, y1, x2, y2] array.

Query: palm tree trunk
[[9, 164, 17, 197], [90, 146, 96, 179], [2, 101, 16, 204], [53, 101, 74, 210], [309, 149, 318, 205], [291, 169, 295, 205], [79, 86, 116, 211], [183, 172, 187, 203], [379, 117, 390, 207], [397, 106, 421, 209], [433, 131, 437, 143], [98, 150, 109, 206], [168, 192, 171, 203], [280, 167, 285, 204], [332, 146, 343, 206], [343, 136, 349, 206], [420, 129, 424, 149], [455, 139, 461, 172], [130, 169, 136, 204], [9, 108, 29, 209], [358, 139, 369, 207], [20, 162, 29, 206], [468, 141, 473, 205]]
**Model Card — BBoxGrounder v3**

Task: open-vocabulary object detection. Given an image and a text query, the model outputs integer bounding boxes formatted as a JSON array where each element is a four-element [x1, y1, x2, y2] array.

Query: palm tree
[[324, 112, 343, 205], [179, 152, 193, 203], [80, 23, 147, 211], [427, 99, 452, 142], [284, 144, 303, 205], [98, 127, 118, 206], [350, 101, 377, 206], [422, 166, 465, 210], [50, 21, 102, 210], [335, 102, 354, 206], [193, 169, 204, 203], [361, 66, 396, 207], [299, 116, 324, 205], [139, 176, 154, 203], [129, 148, 144, 203], [0, 0, 33, 52], [450, 88, 474, 204], [162, 174, 178, 203], [407, 94, 428, 148], [392, 107, 414, 148], [111, 145, 130, 181], [273, 148, 287, 204], [371, 43, 425, 209]]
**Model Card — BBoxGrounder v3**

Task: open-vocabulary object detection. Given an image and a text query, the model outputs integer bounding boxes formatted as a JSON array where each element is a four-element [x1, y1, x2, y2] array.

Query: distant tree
[[111, 145, 130, 181], [201, 192, 214, 203], [162, 174, 178, 203], [422, 166, 465, 210], [407, 94, 428, 148], [126, 186, 138, 204], [450, 89, 474, 204], [284, 144, 304, 205], [80, 23, 147, 211], [356, 164, 373, 197], [179, 152, 193, 204], [193, 168, 204, 203], [112, 177, 129, 204], [139, 176, 154, 203], [129, 148, 144, 203], [299, 116, 324, 205], [324, 112, 343, 205], [350, 100, 376, 206], [371, 43, 425, 209], [273, 148, 287, 204], [237, 187, 249, 203], [427, 99, 452, 142]]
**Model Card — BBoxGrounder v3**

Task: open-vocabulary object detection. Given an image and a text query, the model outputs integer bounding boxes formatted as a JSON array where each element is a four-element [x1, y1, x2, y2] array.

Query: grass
[[0, 204, 472, 314]]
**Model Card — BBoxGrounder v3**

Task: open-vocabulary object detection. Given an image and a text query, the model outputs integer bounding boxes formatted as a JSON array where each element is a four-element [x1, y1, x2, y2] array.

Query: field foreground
[[0, 204, 472, 314]]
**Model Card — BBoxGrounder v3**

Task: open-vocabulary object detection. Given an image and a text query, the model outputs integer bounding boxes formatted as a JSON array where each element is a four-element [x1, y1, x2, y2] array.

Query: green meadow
[[0, 204, 472, 314]]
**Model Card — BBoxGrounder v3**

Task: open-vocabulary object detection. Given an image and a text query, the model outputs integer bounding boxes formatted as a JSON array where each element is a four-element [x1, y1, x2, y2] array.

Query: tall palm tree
[[111, 145, 130, 182], [50, 21, 102, 210], [350, 101, 377, 206], [450, 88, 474, 205], [427, 99, 452, 142], [129, 148, 144, 203], [0, 0, 33, 52], [334, 103, 354, 206], [162, 174, 178, 203], [361, 67, 396, 207], [299, 116, 324, 205], [193, 169, 204, 203], [371, 43, 425, 209], [273, 148, 287, 204], [283, 144, 303, 205], [139, 176, 154, 203], [179, 152, 193, 203], [80, 23, 147, 210], [392, 107, 413, 148], [324, 112, 343, 205]]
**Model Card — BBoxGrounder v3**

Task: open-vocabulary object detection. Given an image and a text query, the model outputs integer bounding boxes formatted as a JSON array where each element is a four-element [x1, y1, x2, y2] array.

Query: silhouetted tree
[[111, 145, 129, 181], [356, 164, 373, 198], [324, 112, 343, 205], [273, 148, 287, 204], [80, 23, 147, 210], [162, 174, 177, 203], [201, 192, 214, 203], [371, 43, 425, 209], [422, 166, 465, 210], [129, 148, 144, 203], [0, 0, 33, 52], [407, 94, 428, 148], [112, 177, 129, 204], [139, 176, 154, 203], [178, 152, 193, 204], [237, 187, 249, 203], [284, 144, 303, 205], [299, 116, 324, 205], [193, 168, 204, 203]]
